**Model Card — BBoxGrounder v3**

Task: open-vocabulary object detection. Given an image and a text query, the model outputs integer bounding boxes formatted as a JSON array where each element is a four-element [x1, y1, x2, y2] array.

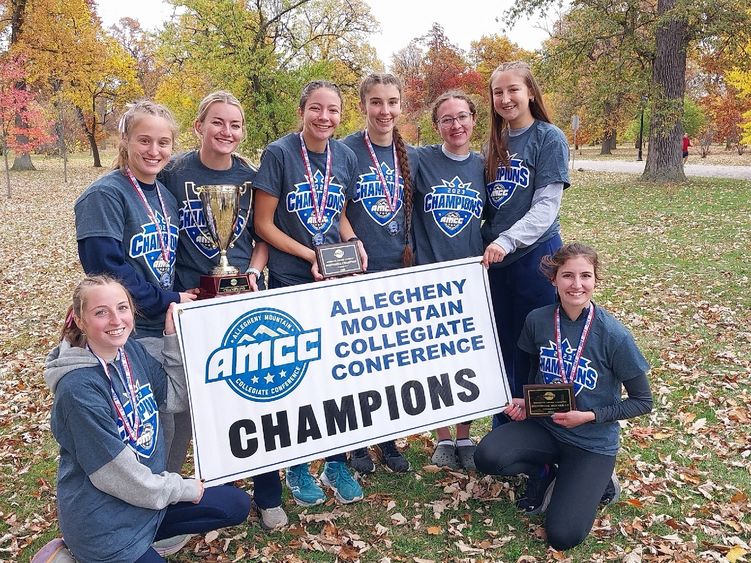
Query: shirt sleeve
[[252, 146, 285, 198], [591, 371, 653, 422], [78, 237, 180, 317], [493, 182, 563, 254]]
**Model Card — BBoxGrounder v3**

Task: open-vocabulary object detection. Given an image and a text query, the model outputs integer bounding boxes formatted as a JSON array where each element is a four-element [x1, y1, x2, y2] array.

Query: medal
[[124, 167, 174, 286], [554, 304, 595, 384], [299, 132, 332, 244], [160, 272, 172, 289], [363, 130, 400, 218], [90, 347, 142, 451], [388, 220, 400, 235]]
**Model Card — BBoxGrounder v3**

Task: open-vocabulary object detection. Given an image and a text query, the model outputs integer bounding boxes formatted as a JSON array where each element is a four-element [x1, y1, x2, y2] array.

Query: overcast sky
[[96, 0, 550, 68]]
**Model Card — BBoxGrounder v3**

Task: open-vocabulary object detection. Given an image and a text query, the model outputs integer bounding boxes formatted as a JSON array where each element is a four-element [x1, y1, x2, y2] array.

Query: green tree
[[504, 0, 751, 182], [156, 0, 378, 154]]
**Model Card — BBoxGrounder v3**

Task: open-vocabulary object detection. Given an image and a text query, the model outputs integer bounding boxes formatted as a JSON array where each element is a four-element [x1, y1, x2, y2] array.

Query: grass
[[1, 153, 750, 561]]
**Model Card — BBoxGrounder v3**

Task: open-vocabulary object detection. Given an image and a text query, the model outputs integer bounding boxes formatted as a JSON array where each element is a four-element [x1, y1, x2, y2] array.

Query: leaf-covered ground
[[1, 155, 749, 562]]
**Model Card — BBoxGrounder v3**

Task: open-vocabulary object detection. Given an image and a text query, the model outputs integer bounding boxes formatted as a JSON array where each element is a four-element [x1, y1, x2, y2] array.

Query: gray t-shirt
[[518, 303, 650, 456], [253, 133, 357, 285], [483, 120, 570, 266], [413, 145, 486, 265], [342, 131, 417, 272], [75, 170, 179, 336], [159, 151, 257, 291]]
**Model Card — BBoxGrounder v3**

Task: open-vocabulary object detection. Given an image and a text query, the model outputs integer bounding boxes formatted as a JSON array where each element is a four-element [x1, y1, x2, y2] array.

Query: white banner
[[173, 257, 511, 485]]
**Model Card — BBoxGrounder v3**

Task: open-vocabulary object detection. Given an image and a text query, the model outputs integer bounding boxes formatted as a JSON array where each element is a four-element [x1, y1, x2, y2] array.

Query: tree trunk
[[600, 129, 615, 155], [642, 0, 688, 182], [610, 130, 617, 151], [75, 106, 102, 167]]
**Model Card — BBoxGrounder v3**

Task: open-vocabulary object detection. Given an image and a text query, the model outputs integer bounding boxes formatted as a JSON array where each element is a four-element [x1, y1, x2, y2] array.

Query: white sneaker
[[152, 534, 193, 556], [255, 503, 289, 530]]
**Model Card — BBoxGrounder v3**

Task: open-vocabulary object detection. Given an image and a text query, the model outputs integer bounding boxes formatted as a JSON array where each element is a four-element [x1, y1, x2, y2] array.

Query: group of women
[[37, 60, 652, 562]]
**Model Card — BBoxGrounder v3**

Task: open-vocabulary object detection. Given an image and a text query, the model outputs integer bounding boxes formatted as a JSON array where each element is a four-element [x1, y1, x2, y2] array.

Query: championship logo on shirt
[[354, 162, 403, 226], [538, 339, 598, 395], [179, 182, 250, 259], [128, 211, 179, 287], [424, 176, 483, 238], [486, 154, 529, 209], [286, 170, 346, 236], [117, 381, 159, 458], [205, 308, 321, 402]]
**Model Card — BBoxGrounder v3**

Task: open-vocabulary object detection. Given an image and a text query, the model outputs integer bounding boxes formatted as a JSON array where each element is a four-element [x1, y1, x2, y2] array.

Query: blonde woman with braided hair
[[340, 73, 417, 474]]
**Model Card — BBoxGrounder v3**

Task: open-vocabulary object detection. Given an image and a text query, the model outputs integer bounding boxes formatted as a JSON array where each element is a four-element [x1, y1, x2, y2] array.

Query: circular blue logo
[[213, 307, 321, 402]]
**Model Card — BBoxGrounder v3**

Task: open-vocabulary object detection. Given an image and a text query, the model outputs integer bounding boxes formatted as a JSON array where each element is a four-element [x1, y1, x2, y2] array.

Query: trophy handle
[[227, 182, 253, 249], [186, 182, 218, 249]]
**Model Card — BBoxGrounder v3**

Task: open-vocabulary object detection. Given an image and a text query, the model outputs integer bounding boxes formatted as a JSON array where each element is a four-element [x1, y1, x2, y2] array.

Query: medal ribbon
[[363, 130, 400, 214], [298, 132, 332, 228], [124, 167, 172, 268], [91, 347, 142, 445], [554, 304, 595, 384]]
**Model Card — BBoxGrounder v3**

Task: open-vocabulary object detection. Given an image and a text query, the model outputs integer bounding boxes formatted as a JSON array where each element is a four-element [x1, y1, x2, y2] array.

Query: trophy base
[[199, 273, 253, 299]]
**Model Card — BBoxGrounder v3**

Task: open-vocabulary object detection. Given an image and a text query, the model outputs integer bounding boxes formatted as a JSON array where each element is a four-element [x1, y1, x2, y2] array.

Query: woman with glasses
[[413, 91, 486, 471]]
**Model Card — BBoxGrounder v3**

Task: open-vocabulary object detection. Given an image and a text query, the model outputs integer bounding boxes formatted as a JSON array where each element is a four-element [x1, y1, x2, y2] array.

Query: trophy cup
[[193, 184, 254, 299]]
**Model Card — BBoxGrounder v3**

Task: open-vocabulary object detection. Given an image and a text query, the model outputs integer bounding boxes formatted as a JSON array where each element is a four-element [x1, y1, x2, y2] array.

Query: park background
[[1, 0, 750, 561]]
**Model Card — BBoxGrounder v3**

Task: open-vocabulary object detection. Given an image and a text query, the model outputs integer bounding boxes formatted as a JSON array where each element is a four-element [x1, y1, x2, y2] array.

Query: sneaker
[[321, 461, 364, 504], [517, 464, 557, 516], [600, 471, 621, 506], [152, 534, 193, 557], [31, 538, 76, 563], [430, 442, 460, 469], [253, 501, 289, 530], [375, 441, 410, 473], [455, 441, 476, 471], [349, 448, 376, 474], [286, 463, 325, 506]]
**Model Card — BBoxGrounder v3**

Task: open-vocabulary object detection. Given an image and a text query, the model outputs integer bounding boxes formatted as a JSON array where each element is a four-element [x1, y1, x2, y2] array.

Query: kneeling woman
[[43, 276, 250, 562], [474, 243, 653, 551]]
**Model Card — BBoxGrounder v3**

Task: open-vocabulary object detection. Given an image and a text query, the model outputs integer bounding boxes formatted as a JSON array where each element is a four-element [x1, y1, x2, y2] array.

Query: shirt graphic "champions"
[[538, 338, 598, 395], [424, 176, 483, 237], [287, 169, 346, 236], [128, 211, 178, 283], [486, 155, 529, 209], [117, 380, 160, 458], [354, 162, 403, 226]]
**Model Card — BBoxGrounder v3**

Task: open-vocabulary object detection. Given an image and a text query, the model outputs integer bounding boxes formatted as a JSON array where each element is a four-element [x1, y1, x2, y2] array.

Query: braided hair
[[358, 73, 414, 267]]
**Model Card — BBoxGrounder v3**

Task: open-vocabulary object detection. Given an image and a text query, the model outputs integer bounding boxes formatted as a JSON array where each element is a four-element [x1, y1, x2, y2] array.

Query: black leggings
[[475, 420, 616, 551]]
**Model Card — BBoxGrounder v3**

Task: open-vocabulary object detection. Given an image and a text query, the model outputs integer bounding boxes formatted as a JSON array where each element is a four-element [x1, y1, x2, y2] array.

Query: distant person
[[37, 276, 250, 562], [474, 243, 653, 551], [682, 134, 691, 164], [481, 61, 570, 512]]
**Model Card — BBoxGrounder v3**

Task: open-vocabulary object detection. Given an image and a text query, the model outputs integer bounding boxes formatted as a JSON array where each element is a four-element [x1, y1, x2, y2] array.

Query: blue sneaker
[[286, 463, 325, 506], [321, 461, 364, 504]]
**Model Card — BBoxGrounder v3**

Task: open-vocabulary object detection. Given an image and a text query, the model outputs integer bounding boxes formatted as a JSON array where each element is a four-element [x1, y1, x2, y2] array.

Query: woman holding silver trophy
[[159, 91, 286, 531]]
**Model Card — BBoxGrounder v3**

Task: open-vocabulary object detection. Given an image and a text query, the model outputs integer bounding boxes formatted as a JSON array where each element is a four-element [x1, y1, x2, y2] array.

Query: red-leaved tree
[[0, 55, 55, 198]]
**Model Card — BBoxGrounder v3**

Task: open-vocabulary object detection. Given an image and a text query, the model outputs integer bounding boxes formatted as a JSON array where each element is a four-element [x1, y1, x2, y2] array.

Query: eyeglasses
[[437, 112, 473, 127]]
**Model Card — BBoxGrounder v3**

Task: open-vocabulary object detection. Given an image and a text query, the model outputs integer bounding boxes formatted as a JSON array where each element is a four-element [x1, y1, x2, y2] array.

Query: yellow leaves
[[425, 525, 442, 535], [727, 545, 748, 562]]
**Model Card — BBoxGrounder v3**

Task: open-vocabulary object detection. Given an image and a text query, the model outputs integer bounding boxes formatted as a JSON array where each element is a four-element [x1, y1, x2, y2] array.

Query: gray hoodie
[[45, 335, 200, 563]]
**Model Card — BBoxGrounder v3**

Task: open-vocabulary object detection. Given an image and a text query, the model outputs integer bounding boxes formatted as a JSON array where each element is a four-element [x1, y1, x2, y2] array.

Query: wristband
[[347, 237, 359, 242], [245, 267, 261, 279]]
